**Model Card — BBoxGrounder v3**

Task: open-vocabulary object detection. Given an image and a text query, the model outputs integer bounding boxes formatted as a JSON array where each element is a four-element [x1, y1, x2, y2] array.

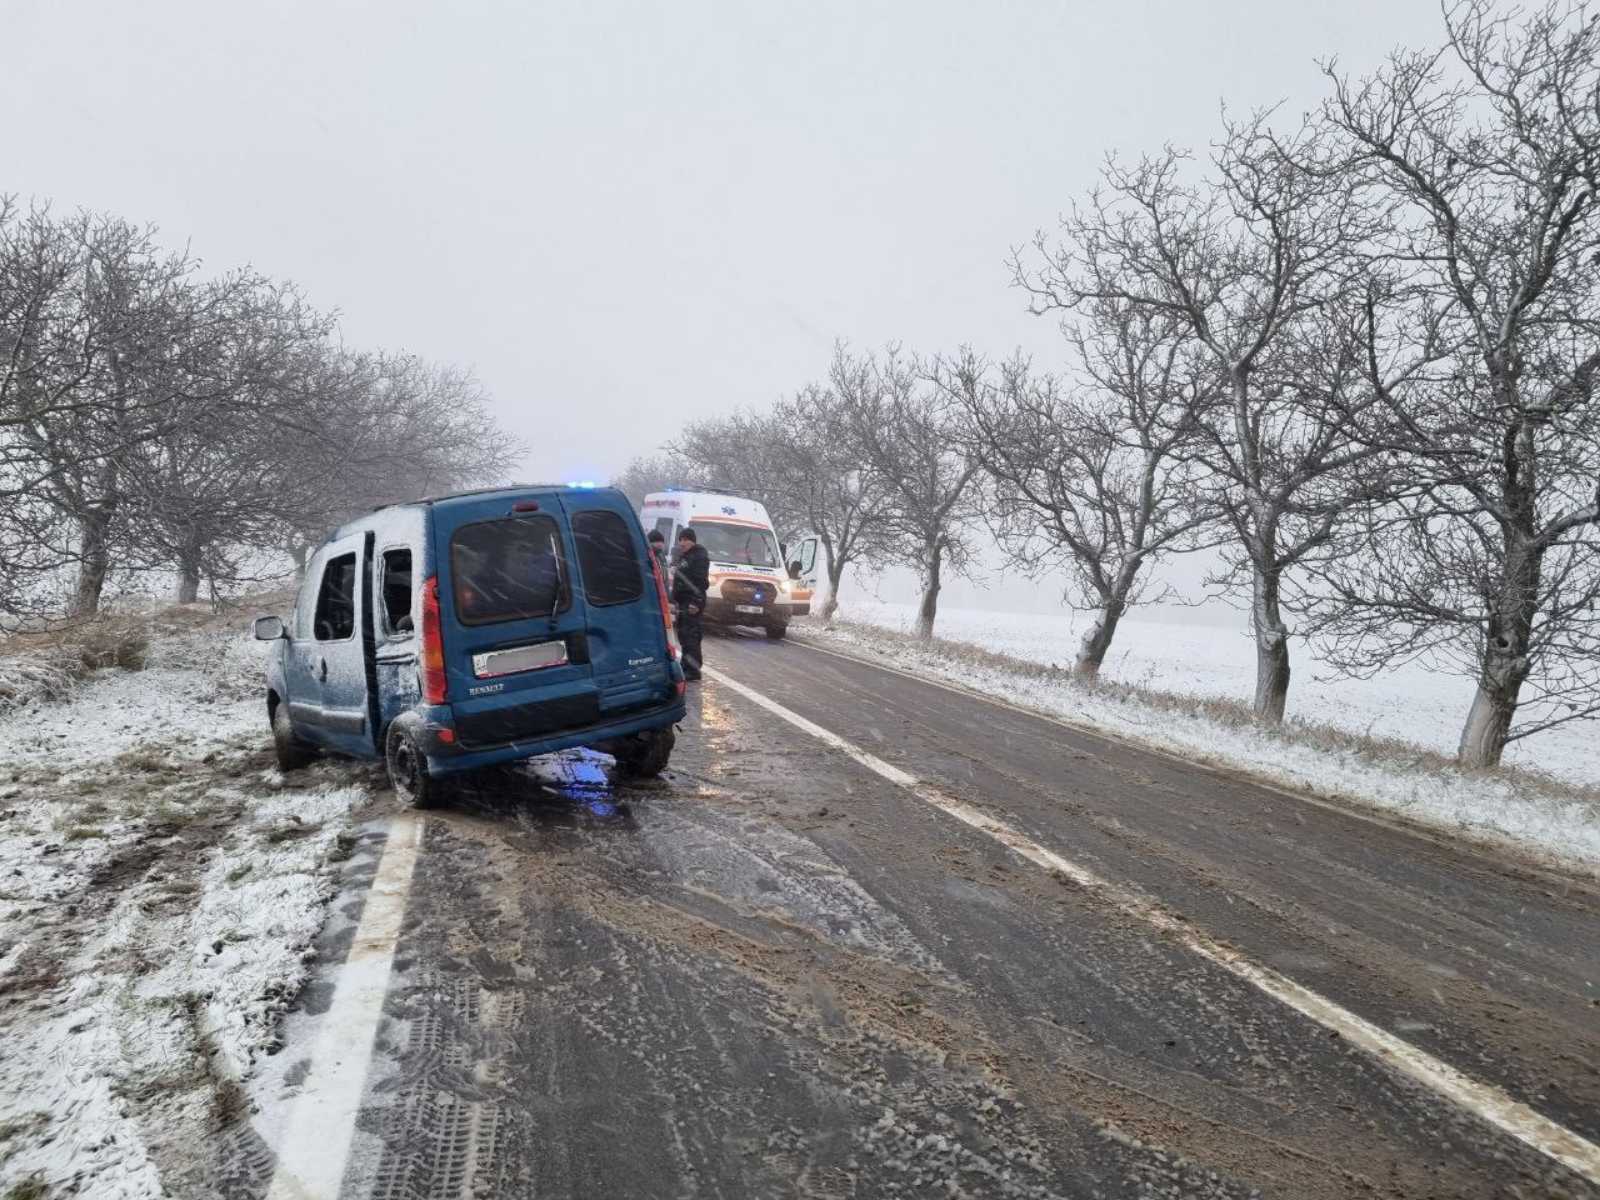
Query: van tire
[[614, 727, 674, 778], [386, 724, 438, 808], [765, 622, 787, 640], [272, 702, 314, 772]]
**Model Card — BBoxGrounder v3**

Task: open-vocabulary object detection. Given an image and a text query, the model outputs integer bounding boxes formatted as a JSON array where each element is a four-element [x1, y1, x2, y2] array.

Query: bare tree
[[670, 410, 802, 533], [627, 388, 890, 620], [833, 346, 982, 640], [1, 199, 83, 617], [119, 273, 332, 601], [948, 307, 1219, 678], [1, 198, 519, 615], [611, 451, 698, 511], [2, 208, 201, 615], [267, 350, 519, 579], [765, 385, 892, 621], [1311, 0, 1600, 766], [1016, 122, 1399, 722]]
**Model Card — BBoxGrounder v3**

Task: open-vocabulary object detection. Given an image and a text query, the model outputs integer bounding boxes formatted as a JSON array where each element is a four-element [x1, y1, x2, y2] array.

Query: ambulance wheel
[[272, 701, 314, 772], [765, 622, 787, 640], [615, 727, 674, 778], [386, 724, 438, 808]]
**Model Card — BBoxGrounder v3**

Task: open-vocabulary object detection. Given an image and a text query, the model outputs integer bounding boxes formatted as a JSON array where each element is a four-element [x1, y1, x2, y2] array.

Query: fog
[[6, 0, 1447, 618]]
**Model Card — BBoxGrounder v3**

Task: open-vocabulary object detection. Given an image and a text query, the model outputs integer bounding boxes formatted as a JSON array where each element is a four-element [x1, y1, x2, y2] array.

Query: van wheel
[[386, 724, 438, 808], [765, 622, 787, 640], [272, 702, 314, 771], [614, 728, 674, 778]]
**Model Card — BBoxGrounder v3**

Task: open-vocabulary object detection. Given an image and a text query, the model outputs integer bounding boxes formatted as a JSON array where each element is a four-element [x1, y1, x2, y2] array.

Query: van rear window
[[572, 510, 644, 606], [450, 516, 570, 625]]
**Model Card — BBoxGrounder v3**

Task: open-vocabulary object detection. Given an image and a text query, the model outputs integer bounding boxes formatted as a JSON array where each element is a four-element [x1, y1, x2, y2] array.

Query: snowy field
[[0, 610, 367, 1199], [841, 599, 1600, 787]]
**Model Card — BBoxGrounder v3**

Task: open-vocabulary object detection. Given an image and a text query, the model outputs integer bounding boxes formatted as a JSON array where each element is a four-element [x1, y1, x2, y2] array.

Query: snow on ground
[[0, 609, 369, 1199], [841, 599, 1600, 786], [810, 601, 1600, 873]]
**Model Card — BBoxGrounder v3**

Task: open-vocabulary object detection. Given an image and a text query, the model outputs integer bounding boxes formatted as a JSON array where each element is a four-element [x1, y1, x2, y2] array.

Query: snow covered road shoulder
[[0, 609, 370, 1199]]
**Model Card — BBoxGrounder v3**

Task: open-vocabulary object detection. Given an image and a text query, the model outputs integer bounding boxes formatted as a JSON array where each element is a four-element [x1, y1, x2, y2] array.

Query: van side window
[[314, 553, 358, 641], [572, 510, 644, 606], [653, 517, 675, 540], [380, 549, 413, 635], [451, 516, 569, 625]]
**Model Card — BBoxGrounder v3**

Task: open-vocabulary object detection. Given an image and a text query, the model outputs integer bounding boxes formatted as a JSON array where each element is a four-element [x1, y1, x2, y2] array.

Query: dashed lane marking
[[703, 664, 1600, 1188], [266, 811, 424, 1200], [786, 634, 1597, 886]]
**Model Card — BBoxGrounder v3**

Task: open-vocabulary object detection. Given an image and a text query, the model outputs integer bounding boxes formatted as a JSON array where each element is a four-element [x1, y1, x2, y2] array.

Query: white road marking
[[703, 665, 1600, 1187], [790, 636, 1594, 884], [266, 811, 424, 1200]]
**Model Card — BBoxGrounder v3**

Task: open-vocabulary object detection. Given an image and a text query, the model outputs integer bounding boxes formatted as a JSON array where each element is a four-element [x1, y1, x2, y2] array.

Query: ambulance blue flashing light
[[565, 480, 598, 489]]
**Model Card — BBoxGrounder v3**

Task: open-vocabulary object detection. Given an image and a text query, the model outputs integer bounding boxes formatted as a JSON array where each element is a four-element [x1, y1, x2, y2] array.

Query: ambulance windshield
[[692, 520, 781, 568]]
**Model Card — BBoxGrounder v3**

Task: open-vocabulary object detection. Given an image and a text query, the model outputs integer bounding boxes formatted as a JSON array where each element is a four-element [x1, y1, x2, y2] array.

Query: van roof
[[380, 483, 616, 511], [330, 484, 621, 540], [642, 490, 770, 511]]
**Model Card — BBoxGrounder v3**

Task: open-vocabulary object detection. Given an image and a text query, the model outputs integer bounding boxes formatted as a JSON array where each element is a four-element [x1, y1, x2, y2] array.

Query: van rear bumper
[[410, 696, 686, 777]]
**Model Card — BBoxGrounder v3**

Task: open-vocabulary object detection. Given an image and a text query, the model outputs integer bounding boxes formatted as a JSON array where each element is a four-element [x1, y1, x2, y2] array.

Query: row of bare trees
[[1, 200, 516, 622], [620, 0, 1600, 771], [614, 347, 984, 636]]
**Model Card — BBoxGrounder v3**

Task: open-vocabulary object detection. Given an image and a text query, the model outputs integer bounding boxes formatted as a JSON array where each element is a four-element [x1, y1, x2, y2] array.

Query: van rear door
[[560, 490, 675, 716], [430, 493, 599, 749]]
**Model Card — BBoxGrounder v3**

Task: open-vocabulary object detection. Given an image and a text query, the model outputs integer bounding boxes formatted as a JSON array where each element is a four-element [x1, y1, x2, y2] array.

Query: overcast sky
[[5, 0, 1449, 614]]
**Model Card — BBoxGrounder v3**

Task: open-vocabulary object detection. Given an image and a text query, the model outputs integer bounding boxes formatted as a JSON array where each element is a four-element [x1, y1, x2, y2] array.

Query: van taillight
[[420, 575, 448, 704], [648, 552, 680, 661]]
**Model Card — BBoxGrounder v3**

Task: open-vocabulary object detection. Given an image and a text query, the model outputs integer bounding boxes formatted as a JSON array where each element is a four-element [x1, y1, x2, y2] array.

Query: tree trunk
[[1457, 678, 1521, 768], [175, 543, 203, 604], [822, 569, 843, 622], [71, 507, 114, 618], [1251, 564, 1290, 724], [1457, 539, 1538, 768], [818, 537, 842, 622], [1074, 597, 1125, 680], [915, 541, 942, 641]]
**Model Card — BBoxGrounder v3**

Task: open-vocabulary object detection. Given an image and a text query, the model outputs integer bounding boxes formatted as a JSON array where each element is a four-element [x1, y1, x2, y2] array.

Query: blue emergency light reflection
[[565, 480, 598, 489]]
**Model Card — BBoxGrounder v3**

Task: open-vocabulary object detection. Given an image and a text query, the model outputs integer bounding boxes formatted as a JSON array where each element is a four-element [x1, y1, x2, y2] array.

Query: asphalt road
[[227, 628, 1600, 1200]]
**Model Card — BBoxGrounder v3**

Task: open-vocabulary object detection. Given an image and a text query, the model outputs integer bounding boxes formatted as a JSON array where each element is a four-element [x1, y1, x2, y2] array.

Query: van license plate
[[472, 640, 568, 678], [735, 604, 764, 614]]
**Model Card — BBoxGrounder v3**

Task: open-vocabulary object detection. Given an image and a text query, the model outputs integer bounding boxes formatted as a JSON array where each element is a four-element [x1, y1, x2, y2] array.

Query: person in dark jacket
[[671, 527, 710, 681], [647, 529, 669, 575]]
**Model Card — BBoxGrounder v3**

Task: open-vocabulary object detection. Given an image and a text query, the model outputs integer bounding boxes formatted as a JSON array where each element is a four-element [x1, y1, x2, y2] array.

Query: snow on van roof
[[330, 484, 622, 541], [370, 483, 618, 513]]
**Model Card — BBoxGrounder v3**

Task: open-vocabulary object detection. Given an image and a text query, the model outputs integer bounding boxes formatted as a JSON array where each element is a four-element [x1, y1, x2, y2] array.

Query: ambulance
[[640, 490, 811, 639]]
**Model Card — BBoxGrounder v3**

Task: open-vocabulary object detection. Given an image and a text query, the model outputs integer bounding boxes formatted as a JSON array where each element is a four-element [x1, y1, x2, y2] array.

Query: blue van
[[252, 485, 686, 806]]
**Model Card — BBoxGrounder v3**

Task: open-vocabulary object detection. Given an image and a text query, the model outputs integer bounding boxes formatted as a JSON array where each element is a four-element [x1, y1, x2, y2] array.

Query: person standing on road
[[647, 528, 668, 575], [671, 527, 709, 681]]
